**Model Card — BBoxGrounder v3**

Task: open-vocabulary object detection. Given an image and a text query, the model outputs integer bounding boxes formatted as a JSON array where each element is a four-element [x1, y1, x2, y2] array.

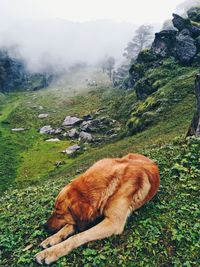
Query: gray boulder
[[79, 131, 93, 142], [176, 33, 197, 63], [152, 30, 177, 57], [172, 13, 200, 38], [38, 113, 48, 119], [62, 144, 81, 155], [62, 116, 83, 126], [40, 125, 54, 134], [172, 14, 190, 31], [67, 128, 79, 138]]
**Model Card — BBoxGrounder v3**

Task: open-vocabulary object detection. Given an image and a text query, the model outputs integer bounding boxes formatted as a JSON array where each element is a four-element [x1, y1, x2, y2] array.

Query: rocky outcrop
[[122, 9, 200, 94], [176, 31, 197, 63], [152, 15, 199, 63]]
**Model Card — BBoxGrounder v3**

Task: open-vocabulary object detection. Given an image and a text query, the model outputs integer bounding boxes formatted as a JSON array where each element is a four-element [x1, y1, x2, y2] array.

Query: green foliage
[[128, 59, 197, 133], [0, 137, 199, 266], [137, 49, 158, 63], [0, 66, 199, 266], [129, 63, 145, 76]]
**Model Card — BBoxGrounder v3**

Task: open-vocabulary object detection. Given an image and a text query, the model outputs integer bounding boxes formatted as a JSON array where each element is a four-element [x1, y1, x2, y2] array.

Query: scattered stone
[[62, 144, 81, 155], [40, 125, 54, 134], [11, 128, 25, 132], [38, 106, 43, 110], [55, 161, 63, 167], [62, 116, 83, 126], [38, 113, 49, 119], [79, 131, 93, 142], [46, 138, 60, 142], [68, 128, 79, 138]]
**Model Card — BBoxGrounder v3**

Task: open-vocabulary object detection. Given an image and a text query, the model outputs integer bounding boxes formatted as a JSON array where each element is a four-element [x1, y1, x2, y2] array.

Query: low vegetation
[[0, 66, 199, 266], [0, 137, 199, 267]]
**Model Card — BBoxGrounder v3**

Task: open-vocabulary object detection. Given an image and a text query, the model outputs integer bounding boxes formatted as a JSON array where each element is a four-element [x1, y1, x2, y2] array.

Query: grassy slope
[[0, 66, 200, 266], [0, 138, 199, 267]]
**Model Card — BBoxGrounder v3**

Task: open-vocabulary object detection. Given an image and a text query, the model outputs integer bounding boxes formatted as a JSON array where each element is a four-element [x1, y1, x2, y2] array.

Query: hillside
[[0, 64, 199, 266], [0, 7, 200, 267]]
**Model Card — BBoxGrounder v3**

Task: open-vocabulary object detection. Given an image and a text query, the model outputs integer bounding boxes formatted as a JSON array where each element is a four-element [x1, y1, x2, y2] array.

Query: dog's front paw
[[40, 236, 62, 249], [36, 248, 59, 265]]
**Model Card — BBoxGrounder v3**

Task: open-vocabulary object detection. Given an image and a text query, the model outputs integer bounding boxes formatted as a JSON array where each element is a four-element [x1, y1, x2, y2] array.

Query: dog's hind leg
[[40, 224, 74, 249], [36, 198, 130, 265]]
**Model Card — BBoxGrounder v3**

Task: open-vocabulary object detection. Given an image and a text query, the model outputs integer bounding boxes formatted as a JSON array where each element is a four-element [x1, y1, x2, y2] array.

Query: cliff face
[[0, 50, 28, 93], [120, 7, 200, 99], [0, 50, 53, 93]]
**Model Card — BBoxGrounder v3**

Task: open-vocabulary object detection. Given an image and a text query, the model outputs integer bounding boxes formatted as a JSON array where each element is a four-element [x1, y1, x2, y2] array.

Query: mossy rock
[[135, 78, 158, 99], [137, 49, 158, 64], [187, 7, 200, 23]]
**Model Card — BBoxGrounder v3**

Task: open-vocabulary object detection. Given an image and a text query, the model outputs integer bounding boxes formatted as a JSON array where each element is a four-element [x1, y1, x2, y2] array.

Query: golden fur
[[36, 153, 160, 265]]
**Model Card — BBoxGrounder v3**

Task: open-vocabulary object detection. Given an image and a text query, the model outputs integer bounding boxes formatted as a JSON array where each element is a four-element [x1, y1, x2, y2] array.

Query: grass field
[[0, 67, 200, 266]]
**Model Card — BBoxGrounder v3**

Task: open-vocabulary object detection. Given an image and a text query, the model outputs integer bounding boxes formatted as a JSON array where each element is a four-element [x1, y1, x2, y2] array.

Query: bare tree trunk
[[187, 73, 200, 137]]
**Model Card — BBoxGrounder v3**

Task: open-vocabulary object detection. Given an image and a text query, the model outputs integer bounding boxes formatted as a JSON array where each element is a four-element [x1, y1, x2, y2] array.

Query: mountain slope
[[1, 7, 200, 267]]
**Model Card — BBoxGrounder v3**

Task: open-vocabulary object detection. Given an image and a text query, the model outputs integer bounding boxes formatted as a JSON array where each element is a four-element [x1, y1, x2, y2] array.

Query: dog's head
[[43, 186, 75, 233], [43, 184, 94, 233]]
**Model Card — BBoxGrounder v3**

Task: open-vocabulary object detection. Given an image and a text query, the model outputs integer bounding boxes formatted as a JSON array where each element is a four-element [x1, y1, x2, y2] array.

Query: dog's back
[[71, 153, 160, 218]]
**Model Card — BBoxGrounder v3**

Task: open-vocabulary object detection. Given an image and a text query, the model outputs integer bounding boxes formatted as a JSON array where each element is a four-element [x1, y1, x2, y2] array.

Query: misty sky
[[1, 0, 184, 24], [0, 0, 190, 72]]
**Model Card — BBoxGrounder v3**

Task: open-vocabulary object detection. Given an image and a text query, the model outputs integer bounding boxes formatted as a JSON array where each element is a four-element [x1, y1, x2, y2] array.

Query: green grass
[[128, 58, 197, 133], [16, 140, 72, 181], [0, 137, 199, 267], [0, 66, 200, 266]]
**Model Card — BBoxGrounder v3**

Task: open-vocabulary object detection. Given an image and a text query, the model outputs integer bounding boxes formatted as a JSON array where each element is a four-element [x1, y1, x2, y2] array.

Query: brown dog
[[36, 153, 160, 265]]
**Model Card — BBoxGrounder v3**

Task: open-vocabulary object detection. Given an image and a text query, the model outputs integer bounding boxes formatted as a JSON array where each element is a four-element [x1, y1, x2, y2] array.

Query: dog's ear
[[69, 201, 93, 231]]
